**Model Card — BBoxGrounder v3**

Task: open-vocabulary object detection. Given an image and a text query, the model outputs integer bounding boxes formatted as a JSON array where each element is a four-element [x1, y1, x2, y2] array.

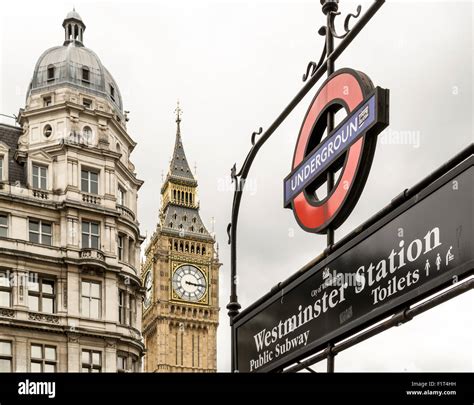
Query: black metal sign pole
[[227, 0, 386, 373], [323, 0, 337, 373]]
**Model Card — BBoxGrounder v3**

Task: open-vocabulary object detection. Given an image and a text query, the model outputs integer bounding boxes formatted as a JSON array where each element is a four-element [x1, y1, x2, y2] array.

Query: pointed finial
[[161, 170, 164, 182], [194, 162, 198, 175], [174, 100, 182, 124]]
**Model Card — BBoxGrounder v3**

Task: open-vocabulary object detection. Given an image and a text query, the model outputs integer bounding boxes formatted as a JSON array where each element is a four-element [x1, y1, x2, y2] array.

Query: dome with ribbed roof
[[26, 10, 123, 113], [65, 9, 83, 21]]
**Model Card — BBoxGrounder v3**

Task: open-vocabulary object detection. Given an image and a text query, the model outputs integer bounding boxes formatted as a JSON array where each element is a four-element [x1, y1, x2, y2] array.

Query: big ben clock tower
[[142, 105, 220, 372]]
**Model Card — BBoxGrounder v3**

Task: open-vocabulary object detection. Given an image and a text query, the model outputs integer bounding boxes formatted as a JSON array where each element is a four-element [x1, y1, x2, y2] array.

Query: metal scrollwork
[[251, 127, 263, 145], [302, 4, 363, 82], [302, 28, 327, 82], [230, 163, 237, 183], [227, 223, 232, 244], [328, 5, 362, 39]]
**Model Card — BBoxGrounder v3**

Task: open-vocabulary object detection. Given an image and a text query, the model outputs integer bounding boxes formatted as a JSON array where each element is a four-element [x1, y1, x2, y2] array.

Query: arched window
[[109, 84, 115, 101], [82, 66, 90, 82], [47, 65, 55, 82], [83, 126, 92, 143], [202, 247, 206, 255]]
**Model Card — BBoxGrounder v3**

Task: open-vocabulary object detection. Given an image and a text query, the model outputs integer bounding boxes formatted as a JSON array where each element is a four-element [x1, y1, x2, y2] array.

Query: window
[[117, 354, 127, 373], [81, 280, 101, 319], [29, 219, 52, 245], [118, 289, 126, 324], [118, 290, 136, 327], [0, 214, 7, 238], [43, 96, 52, 107], [83, 126, 92, 143], [81, 169, 99, 194], [83, 98, 92, 109], [32, 165, 48, 190], [0, 156, 3, 180], [117, 187, 126, 206], [28, 275, 55, 313], [30, 344, 56, 372], [47, 66, 55, 82], [109, 85, 115, 101], [117, 234, 124, 261], [129, 296, 136, 327], [82, 67, 90, 82], [81, 350, 101, 373], [129, 240, 135, 266], [0, 271, 11, 307], [81, 221, 100, 249], [43, 124, 52, 138], [0, 341, 12, 372], [131, 357, 138, 372]]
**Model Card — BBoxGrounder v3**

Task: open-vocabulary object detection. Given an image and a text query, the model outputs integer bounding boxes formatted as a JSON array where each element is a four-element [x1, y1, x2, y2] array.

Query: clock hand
[[185, 281, 204, 288]]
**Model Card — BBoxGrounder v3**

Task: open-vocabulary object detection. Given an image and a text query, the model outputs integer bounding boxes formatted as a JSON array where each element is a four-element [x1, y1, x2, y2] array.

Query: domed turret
[[62, 8, 86, 45], [26, 9, 123, 114]]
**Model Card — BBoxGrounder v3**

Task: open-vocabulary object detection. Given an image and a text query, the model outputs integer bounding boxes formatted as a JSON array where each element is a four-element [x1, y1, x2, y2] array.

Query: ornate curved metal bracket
[[302, 27, 327, 82], [230, 163, 237, 183], [328, 5, 362, 39], [251, 127, 263, 145], [227, 223, 232, 244]]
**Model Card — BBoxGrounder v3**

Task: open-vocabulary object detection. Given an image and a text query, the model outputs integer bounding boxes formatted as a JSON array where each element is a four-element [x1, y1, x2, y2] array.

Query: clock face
[[172, 265, 207, 303], [143, 271, 153, 309]]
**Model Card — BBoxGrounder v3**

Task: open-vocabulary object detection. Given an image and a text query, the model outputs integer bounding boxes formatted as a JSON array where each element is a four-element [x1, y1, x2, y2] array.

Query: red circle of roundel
[[289, 68, 377, 234]]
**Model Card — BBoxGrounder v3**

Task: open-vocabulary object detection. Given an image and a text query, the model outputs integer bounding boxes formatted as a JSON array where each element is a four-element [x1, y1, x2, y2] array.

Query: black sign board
[[234, 156, 473, 372]]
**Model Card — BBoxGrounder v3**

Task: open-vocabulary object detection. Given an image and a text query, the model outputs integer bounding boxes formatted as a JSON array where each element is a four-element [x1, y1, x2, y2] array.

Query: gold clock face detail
[[172, 265, 207, 302], [143, 270, 153, 309]]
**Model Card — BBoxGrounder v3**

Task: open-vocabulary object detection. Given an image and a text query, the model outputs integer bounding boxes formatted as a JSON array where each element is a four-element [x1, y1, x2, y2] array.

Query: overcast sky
[[1, 0, 472, 372]]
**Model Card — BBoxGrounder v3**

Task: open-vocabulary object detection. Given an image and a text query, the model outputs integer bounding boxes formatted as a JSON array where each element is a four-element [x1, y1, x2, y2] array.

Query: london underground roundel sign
[[284, 68, 389, 234]]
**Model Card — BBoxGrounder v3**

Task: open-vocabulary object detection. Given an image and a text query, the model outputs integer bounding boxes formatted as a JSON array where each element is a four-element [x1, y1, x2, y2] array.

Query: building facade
[[142, 109, 220, 372], [0, 10, 144, 372]]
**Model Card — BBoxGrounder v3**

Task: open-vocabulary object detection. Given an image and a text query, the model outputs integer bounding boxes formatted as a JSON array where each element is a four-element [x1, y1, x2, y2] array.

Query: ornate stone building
[[0, 10, 144, 372], [142, 108, 220, 372]]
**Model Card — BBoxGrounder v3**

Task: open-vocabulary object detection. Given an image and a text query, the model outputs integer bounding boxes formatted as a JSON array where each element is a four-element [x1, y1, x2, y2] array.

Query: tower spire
[[166, 101, 195, 182], [175, 100, 182, 134]]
